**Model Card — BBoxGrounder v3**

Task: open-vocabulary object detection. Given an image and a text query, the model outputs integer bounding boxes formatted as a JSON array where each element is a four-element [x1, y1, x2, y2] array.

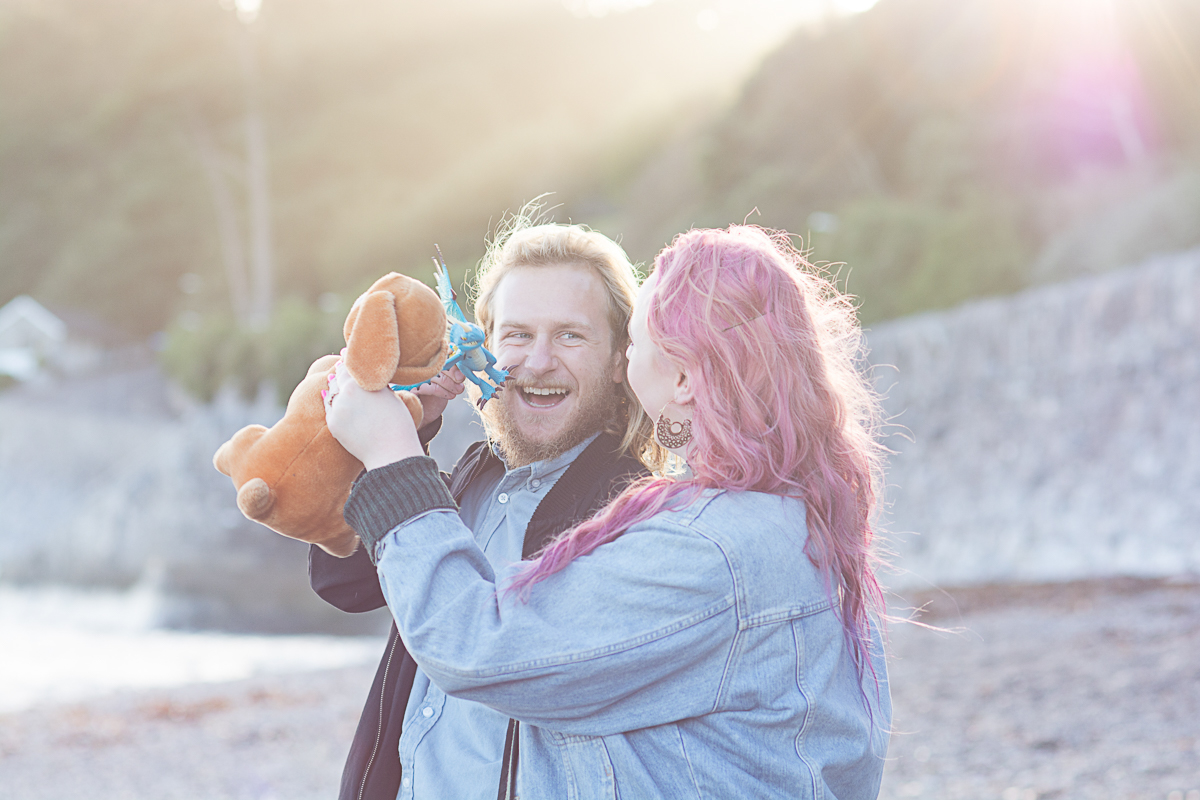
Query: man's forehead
[[492, 264, 611, 328]]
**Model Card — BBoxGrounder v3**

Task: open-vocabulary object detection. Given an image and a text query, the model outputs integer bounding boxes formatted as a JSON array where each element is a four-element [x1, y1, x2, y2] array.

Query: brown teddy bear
[[212, 272, 451, 557]]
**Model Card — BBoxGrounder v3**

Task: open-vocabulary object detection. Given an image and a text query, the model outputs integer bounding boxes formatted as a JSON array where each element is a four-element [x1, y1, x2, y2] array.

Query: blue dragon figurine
[[391, 246, 508, 408]]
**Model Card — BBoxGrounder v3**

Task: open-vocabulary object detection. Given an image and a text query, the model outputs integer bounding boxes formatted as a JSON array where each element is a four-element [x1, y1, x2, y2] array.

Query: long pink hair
[[510, 226, 887, 676]]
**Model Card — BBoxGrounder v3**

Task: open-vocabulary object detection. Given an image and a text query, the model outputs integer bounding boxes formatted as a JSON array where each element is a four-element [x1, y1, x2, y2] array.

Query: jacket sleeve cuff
[[343, 456, 457, 563]]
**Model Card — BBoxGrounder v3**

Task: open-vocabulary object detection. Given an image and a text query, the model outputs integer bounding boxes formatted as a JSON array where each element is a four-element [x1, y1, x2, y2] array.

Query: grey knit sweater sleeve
[[343, 456, 457, 563]]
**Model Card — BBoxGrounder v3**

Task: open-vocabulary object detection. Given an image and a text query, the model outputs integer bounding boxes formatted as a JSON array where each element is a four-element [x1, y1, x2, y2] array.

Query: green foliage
[[159, 314, 238, 404], [1030, 166, 1200, 284], [9, 0, 1200, 342], [605, 0, 1200, 323], [0, 0, 785, 340], [160, 297, 345, 405], [822, 192, 1030, 323]]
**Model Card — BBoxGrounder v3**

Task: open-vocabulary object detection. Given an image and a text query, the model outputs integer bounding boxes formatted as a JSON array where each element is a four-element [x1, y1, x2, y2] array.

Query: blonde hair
[[472, 207, 664, 470]]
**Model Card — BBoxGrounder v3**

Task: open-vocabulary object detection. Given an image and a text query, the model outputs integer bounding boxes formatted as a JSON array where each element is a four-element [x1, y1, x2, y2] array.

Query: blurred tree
[[599, 0, 1200, 321], [160, 295, 344, 404], [0, 0, 804, 399], [6, 0, 1198, 392], [180, 0, 278, 409], [0, 0, 788, 310], [827, 191, 1029, 323]]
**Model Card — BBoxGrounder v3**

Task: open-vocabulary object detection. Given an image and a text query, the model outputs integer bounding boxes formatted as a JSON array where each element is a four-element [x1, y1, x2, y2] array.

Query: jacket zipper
[[360, 633, 399, 800]]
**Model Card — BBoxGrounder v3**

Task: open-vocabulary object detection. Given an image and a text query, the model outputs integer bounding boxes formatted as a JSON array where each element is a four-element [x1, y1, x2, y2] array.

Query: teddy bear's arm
[[212, 424, 268, 477]]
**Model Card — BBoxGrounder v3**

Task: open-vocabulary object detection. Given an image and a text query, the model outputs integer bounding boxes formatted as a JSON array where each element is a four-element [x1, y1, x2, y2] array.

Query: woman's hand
[[411, 366, 467, 426], [324, 358, 424, 471]]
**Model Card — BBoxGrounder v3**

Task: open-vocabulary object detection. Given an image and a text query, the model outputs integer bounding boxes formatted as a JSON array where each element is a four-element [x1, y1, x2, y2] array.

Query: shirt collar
[[492, 431, 602, 483]]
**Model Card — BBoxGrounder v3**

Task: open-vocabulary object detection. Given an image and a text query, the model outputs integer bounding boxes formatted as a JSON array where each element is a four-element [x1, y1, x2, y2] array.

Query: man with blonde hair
[[310, 215, 656, 800], [469, 219, 658, 469]]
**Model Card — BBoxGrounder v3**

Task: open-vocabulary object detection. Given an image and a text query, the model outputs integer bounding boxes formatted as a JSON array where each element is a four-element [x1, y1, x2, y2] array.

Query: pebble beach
[[1, 577, 1197, 800]]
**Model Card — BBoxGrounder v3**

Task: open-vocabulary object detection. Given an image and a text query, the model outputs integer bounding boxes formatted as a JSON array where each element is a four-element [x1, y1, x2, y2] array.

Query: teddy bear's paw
[[236, 477, 275, 521], [213, 425, 268, 477], [213, 442, 233, 476], [397, 390, 424, 428]]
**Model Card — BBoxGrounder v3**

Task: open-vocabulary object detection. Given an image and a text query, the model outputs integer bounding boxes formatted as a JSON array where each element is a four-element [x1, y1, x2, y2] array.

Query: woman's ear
[[673, 367, 694, 406]]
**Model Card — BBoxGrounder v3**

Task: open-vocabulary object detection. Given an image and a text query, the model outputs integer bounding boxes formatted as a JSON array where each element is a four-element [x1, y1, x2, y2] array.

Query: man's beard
[[482, 380, 622, 469]]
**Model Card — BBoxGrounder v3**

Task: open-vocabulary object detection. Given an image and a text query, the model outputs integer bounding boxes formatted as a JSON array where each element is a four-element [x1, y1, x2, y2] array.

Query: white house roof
[[0, 295, 68, 346]]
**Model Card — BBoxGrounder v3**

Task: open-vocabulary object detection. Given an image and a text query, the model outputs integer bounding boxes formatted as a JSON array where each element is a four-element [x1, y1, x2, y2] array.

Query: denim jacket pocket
[[547, 731, 617, 800]]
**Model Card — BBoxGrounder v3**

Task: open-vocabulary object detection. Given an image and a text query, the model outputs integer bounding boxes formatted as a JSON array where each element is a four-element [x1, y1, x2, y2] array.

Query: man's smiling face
[[483, 263, 624, 467]]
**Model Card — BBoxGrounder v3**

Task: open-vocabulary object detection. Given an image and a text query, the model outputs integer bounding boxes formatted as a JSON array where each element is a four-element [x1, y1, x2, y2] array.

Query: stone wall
[[869, 247, 1200, 590]]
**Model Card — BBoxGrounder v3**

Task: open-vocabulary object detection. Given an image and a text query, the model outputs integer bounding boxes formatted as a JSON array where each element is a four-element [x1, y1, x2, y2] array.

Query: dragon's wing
[[433, 245, 469, 324]]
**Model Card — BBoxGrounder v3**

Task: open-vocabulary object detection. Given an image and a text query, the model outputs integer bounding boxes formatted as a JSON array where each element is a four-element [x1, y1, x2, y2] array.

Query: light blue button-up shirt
[[396, 433, 601, 800]]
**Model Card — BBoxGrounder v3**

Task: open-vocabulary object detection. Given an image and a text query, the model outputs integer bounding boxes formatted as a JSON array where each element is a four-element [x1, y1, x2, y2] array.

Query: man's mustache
[[499, 367, 573, 393]]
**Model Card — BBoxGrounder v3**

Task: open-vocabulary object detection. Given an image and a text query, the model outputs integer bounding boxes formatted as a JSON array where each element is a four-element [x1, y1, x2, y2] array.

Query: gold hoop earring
[[655, 410, 692, 449]]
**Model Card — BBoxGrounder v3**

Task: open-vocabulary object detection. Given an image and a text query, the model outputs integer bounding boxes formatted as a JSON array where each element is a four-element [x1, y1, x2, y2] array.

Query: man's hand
[[412, 366, 467, 426], [325, 359, 424, 471]]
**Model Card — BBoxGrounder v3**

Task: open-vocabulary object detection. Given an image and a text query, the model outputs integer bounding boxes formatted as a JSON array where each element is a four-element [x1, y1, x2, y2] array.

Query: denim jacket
[[346, 457, 890, 799]]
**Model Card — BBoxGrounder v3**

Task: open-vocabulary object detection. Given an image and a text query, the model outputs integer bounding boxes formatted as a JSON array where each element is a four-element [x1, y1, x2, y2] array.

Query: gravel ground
[[881, 577, 1200, 800], [1, 577, 1196, 800], [0, 664, 378, 800]]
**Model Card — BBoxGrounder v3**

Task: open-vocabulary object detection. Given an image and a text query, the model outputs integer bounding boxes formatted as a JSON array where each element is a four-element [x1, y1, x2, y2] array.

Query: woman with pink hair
[[326, 225, 891, 799]]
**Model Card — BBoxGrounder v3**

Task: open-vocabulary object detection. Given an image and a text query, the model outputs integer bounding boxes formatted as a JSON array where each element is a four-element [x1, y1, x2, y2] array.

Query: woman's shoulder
[[655, 489, 828, 616], [617, 489, 804, 556], [660, 488, 806, 531], [651, 488, 812, 561]]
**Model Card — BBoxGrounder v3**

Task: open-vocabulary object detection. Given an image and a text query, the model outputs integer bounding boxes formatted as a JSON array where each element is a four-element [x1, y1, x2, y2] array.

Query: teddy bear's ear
[[342, 302, 360, 343], [345, 290, 400, 391]]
